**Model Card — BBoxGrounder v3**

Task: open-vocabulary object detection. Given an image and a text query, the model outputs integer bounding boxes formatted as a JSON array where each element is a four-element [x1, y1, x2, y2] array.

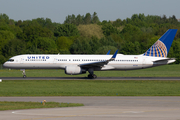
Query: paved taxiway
[[1, 77, 180, 80], [0, 96, 180, 120]]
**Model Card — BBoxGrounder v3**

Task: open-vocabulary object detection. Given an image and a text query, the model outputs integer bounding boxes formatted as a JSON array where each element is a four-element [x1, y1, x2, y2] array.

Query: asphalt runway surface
[[0, 96, 180, 120], [1, 77, 180, 80]]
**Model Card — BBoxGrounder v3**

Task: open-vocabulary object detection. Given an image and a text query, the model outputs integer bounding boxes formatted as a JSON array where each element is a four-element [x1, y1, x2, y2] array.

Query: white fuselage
[[3, 54, 175, 71]]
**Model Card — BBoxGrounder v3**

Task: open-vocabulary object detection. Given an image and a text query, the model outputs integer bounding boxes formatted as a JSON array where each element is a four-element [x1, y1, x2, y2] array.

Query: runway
[[0, 96, 180, 120], [1, 77, 180, 80]]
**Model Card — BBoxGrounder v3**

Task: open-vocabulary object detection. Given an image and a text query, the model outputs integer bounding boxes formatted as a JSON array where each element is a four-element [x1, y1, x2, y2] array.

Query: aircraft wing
[[79, 50, 118, 68]]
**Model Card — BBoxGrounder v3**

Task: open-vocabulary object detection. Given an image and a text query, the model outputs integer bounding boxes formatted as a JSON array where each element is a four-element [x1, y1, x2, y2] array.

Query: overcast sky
[[0, 0, 180, 23]]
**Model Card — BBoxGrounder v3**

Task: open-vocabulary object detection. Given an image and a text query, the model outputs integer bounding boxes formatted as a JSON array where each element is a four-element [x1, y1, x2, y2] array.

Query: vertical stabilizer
[[143, 29, 177, 57]]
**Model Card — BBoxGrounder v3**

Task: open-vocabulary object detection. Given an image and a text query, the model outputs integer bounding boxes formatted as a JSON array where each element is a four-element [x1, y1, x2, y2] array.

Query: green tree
[[18, 25, 53, 42], [0, 55, 6, 64], [0, 24, 10, 31], [76, 14, 84, 25], [99, 36, 120, 48], [54, 24, 79, 37], [120, 41, 140, 55], [92, 12, 100, 24], [102, 23, 119, 36], [35, 18, 55, 31], [89, 36, 100, 53], [121, 24, 142, 42], [0, 30, 15, 54], [70, 37, 92, 54], [0, 13, 9, 24], [110, 33, 124, 45], [169, 39, 180, 64], [2, 39, 26, 57], [112, 19, 123, 27], [56, 36, 73, 53], [36, 37, 57, 53], [95, 46, 117, 54], [84, 13, 91, 24], [0, 13, 9, 20]]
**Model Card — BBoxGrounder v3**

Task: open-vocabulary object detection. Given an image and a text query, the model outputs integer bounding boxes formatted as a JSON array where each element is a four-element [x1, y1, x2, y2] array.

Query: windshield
[[7, 59, 14, 62]]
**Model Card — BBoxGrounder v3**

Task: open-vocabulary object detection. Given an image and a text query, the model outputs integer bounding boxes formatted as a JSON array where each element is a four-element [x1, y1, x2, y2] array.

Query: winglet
[[111, 50, 118, 59], [106, 50, 111, 55]]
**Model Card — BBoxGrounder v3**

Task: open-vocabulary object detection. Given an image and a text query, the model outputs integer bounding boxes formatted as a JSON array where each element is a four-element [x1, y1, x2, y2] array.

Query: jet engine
[[65, 65, 86, 75]]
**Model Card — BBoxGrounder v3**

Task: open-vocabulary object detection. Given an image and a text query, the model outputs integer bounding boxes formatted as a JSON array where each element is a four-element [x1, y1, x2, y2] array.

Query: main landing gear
[[88, 68, 97, 79], [21, 69, 27, 78], [88, 74, 97, 79]]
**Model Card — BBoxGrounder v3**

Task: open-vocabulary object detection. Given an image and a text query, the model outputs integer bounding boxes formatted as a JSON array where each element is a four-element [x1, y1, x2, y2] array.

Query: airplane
[[3, 29, 177, 79]]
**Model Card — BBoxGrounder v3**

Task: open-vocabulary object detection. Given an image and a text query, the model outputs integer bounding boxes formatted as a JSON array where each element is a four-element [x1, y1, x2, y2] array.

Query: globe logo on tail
[[143, 40, 167, 57]]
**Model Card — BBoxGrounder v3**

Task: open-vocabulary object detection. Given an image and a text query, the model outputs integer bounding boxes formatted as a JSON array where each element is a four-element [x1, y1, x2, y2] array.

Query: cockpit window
[[7, 59, 14, 62]]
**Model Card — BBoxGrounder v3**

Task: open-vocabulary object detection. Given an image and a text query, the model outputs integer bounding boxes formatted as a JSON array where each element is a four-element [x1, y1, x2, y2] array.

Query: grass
[[0, 64, 180, 77], [0, 64, 180, 97], [0, 80, 180, 96], [0, 101, 84, 111]]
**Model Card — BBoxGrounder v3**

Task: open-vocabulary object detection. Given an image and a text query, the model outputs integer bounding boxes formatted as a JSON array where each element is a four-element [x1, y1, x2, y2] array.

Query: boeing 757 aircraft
[[3, 29, 177, 78]]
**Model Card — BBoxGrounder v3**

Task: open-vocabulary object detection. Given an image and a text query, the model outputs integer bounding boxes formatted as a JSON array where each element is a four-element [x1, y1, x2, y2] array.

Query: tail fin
[[143, 29, 177, 57]]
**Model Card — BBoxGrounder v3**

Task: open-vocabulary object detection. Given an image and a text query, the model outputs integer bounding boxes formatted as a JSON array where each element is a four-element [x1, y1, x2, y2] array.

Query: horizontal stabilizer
[[152, 58, 175, 62], [153, 58, 176, 64]]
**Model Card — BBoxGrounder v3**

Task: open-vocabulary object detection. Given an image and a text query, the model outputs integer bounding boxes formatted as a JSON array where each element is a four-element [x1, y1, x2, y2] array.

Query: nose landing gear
[[21, 69, 27, 78]]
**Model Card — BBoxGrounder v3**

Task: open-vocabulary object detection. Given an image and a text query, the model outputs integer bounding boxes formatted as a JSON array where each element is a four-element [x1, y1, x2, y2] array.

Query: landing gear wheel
[[88, 68, 97, 79], [21, 69, 27, 78], [88, 74, 97, 79], [92, 74, 97, 79]]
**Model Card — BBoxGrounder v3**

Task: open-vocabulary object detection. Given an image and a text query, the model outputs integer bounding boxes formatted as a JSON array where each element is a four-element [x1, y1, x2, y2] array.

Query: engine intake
[[65, 65, 86, 75]]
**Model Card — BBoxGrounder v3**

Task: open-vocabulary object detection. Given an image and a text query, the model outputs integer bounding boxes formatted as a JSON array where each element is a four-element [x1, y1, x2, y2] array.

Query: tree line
[[0, 12, 180, 64]]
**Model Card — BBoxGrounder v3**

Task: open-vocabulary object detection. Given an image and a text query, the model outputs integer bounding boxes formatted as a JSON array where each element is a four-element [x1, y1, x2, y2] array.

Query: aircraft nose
[[3, 62, 8, 68]]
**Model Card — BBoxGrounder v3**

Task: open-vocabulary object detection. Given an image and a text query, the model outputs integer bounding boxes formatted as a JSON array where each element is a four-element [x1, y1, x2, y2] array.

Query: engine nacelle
[[65, 65, 86, 75]]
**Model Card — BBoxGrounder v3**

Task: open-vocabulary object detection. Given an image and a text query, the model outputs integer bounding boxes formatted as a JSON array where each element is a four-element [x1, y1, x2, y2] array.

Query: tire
[[92, 74, 97, 79]]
